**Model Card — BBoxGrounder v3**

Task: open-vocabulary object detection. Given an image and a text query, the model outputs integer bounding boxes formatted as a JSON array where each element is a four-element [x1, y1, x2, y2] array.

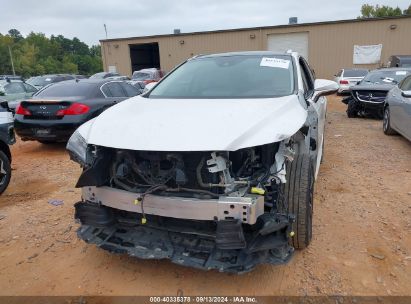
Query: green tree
[[359, 4, 404, 18], [8, 29, 23, 42], [0, 29, 102, 76], [404, 4, 411, 15]]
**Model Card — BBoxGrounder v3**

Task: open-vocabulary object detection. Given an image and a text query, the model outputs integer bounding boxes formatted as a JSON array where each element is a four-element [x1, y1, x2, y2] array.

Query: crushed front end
[[70, 134, 296, 273]]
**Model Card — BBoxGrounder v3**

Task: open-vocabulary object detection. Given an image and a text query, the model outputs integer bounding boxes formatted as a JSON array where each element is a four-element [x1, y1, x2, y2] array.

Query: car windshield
[[27, 76, 54, 86], [361, 70, 411, 84], [132, 72, 152, 80], [344, 69, 368, 77], [148, 55, 294, 99], [34, 82, 95, 98]]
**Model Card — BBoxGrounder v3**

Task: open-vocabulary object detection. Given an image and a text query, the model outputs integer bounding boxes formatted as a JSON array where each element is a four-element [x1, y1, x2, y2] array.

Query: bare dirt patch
[[0, 95, 410, 296]]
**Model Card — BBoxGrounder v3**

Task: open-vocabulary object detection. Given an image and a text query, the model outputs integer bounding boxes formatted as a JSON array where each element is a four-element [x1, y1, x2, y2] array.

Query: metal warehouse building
[[100, 16, 411, 79]]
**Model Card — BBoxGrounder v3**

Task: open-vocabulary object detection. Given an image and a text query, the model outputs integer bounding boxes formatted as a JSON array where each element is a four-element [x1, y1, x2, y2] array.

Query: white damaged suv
[[67, 51, 338, 273]]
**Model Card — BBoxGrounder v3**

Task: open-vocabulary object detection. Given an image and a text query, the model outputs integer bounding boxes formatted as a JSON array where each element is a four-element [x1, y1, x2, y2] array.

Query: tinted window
[[35, 82, 96, 97], [5, 83, 25, 94], [29, 76, 54, 86], [23, 83, 38, 93], [120, 82, 140, 97], [400, 76, 411, 91], [104, 82, 126, 97], [299, 57, 314, 94], [149, 55, 294, 98], [361, 70, 411, 84], [343, 69, 368, 77]]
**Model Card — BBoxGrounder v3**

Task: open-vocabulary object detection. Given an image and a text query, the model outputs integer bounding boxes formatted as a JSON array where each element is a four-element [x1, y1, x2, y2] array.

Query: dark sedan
[[344, 68, 411, 119], [14, 79, 141, 143]]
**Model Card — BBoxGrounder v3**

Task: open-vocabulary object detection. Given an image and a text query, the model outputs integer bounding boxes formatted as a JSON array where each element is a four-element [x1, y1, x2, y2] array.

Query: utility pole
[[8, 46, 16, 76], [104, 24, 108, 39]]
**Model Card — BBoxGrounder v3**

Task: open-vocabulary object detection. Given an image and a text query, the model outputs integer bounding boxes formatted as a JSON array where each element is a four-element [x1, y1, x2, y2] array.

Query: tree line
[[359, 3, 411, 18], [0, 29, 102, 78]]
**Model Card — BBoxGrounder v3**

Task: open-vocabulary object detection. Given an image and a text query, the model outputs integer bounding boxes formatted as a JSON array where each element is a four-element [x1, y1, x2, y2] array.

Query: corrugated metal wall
[[101, 17, 411, 79]]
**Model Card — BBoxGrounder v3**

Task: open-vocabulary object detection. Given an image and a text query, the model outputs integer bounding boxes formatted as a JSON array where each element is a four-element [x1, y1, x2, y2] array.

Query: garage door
[[267, 32, 309, 60]]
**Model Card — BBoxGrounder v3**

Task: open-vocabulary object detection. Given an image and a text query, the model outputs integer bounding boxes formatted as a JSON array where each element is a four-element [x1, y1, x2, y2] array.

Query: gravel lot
[[0, 95, 410, 296]]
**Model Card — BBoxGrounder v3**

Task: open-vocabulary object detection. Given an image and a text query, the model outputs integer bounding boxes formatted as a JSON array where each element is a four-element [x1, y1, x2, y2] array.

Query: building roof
[[100, 15, 411, 43]]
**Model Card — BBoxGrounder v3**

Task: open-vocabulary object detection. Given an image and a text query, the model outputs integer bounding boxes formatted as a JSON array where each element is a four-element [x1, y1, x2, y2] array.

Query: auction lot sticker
[[260, 57, 290, 69]]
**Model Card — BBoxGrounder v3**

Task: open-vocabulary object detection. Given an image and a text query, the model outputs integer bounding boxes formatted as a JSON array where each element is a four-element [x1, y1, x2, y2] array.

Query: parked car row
[[341, 67, 411, 119], [334, 63, 411, 144]]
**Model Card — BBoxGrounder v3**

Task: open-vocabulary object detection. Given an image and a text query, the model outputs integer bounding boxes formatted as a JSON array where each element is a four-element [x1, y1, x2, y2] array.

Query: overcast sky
[[1, 0, 410, 46]]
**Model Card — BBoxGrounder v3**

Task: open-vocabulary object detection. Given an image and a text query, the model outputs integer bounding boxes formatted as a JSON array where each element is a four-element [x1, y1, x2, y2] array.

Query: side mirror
[[312, 79, 338, 102], [402, 90, 411, 98]]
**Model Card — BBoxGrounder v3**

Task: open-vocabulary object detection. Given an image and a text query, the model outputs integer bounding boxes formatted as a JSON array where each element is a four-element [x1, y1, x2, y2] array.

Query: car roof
[[196, 51, 293, 59], [372, 67, 411, 72], [50, 78, 121, 85]]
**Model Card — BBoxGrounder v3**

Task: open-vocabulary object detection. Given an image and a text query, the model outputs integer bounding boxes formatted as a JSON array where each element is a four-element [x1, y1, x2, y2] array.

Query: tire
[[0, 150, 11, 194], [280, 154, 314, 249], [383, 106, 397, 135], [346, 100, 359, 118]]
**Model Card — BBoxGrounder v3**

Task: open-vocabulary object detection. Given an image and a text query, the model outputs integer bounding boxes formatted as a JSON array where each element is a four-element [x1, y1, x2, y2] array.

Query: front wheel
[[279, 154, 314, 249], [347, 100, 359, 118], [383, 106, 397, 135], [0, 151, 11, 194]]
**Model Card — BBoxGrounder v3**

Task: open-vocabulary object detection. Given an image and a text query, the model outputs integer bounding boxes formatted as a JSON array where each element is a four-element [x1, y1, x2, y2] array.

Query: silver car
[[383, 75, 411, 141]]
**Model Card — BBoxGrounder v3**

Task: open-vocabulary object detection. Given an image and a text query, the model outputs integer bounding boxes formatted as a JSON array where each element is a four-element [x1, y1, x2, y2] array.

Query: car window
[[336, 70, 343, 77], [104, 82, 127, 97], [120, 82, 140, 97], [300, 58, 314, 90], [23, 83, 38, 93], [35, 82, 95, 98], [344, 69, 368, 77], [4, 82, 25, 94], [149, 55, 294, 98], [400, 76, 411, 91]]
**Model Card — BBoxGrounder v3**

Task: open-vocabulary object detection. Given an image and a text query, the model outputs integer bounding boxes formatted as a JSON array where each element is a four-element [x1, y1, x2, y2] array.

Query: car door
[[395, 75, 411, 138], [300, 57, 326, 177]]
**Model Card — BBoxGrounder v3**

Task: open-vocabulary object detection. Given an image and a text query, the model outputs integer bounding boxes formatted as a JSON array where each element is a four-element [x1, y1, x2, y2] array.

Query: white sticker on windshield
[[396, 71, 406, 75], [260, 57, 290, 69], [382, 77, 394, 83], [45, 78, 52, 81]]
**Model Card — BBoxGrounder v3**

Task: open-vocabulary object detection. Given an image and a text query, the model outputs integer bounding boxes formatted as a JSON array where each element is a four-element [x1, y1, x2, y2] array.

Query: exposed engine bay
[[108, 142, 294, 204]]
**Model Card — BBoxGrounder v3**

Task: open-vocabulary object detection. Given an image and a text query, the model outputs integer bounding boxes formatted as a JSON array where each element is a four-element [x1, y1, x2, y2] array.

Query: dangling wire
[[135, 185, 167, 224]]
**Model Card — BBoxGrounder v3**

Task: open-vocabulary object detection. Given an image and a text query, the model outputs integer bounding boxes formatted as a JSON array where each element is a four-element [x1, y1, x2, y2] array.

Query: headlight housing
[[66, 130, 88, 166]]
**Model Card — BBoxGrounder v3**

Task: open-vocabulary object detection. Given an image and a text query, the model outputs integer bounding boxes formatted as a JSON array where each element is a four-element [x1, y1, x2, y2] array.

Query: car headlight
[[66, 130, 88, 166]]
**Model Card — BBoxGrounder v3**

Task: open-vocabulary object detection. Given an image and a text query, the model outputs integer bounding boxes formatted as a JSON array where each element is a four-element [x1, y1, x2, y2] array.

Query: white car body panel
[[77, 94, 308, 152]]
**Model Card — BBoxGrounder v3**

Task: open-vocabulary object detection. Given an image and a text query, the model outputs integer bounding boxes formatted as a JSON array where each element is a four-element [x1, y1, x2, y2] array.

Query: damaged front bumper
[[75, 187, 294, 273]]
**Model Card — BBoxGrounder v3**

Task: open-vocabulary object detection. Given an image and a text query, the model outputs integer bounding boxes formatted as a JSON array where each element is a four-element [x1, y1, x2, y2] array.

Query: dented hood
[[78, 95, 307, 151]]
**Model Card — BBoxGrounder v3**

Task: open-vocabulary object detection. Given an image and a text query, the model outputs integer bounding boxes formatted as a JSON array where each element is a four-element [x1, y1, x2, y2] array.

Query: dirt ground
[[0, 95, 410, 297]]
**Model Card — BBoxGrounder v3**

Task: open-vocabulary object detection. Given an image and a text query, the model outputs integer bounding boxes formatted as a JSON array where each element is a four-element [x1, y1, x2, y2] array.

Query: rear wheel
[[0, 151, 11, 194], [347, 100, 359, 118], [279, 154, 314, 249], [383, 106, 397, 135]]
